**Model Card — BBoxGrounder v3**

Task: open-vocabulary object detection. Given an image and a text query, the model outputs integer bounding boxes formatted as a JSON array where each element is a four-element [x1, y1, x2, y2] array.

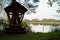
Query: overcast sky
[[24, 0, 60, 20], [0, 0, 60, 20]]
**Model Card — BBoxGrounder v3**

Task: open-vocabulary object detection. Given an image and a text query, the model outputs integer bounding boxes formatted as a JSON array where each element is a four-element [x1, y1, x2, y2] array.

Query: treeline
[[24, 19, 60, 22]]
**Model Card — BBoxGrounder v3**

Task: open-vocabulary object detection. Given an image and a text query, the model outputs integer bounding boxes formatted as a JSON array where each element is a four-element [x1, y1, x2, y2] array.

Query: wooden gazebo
[[4, 0, 27, 33]]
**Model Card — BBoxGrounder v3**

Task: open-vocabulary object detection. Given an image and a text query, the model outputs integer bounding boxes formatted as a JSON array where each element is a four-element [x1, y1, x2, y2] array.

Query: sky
[[23, 0, 60, 20], [0, 0, 60, 20]]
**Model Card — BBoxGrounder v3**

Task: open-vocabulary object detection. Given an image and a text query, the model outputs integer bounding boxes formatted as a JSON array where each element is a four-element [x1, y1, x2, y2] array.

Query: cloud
[[52, 14, 60, 17]]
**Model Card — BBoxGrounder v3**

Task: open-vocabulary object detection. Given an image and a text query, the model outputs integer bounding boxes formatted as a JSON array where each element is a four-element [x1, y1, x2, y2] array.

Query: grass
[[0, 31, 60, 40]]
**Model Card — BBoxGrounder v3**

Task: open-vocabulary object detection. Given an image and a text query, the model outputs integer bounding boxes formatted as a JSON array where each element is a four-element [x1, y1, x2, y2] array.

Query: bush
[[22, 21, 31, 33]]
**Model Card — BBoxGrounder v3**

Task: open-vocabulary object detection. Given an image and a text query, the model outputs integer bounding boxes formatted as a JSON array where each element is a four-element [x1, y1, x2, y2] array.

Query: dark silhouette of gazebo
[[4, 0, 27, 33]]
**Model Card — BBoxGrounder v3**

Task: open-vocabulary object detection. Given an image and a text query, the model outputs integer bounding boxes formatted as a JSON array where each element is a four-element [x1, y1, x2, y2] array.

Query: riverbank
[[28, 22, 60, 25], [0, 31, 60, 40], [24, 19, 60, 25]]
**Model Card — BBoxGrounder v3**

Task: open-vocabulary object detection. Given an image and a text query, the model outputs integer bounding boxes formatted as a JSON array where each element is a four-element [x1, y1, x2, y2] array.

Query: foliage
[[0, 20, 8, 27], [47, 0, 53, 7], [22, 21, 31, 32], [0, 19, 5, 31], [22, 21, 28, 27], [0, 0, 40, 14], [24, 19, 60, 25], [0, 19, 4, 24], [47, 0, 60, 13], [0, 19, 9, 31], [33, 0, 40, 3]]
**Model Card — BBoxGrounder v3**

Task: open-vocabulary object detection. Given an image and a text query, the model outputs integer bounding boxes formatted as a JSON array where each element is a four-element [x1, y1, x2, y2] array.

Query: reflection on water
[[0, 24, 60, 33], [29, 24, 60, 33]]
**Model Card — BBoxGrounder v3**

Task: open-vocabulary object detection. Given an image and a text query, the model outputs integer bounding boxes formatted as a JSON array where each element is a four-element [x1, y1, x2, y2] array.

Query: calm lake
[[0, 24, 60, 33], [29, 24, 60, 33]]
